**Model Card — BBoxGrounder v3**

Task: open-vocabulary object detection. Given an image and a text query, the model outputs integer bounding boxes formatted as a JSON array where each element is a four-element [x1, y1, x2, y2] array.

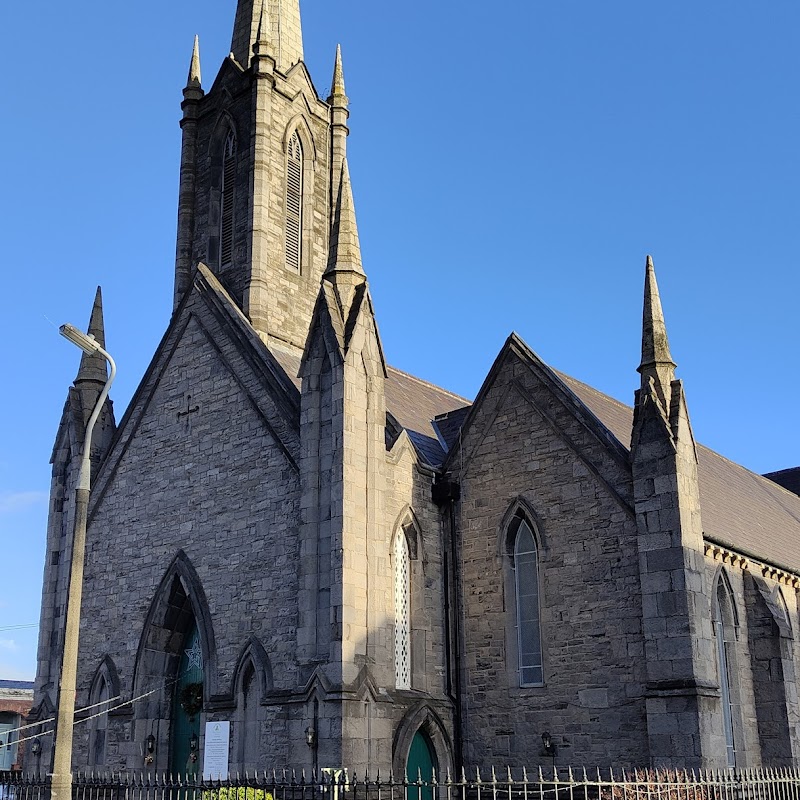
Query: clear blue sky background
[[1, 0, 798, 680]]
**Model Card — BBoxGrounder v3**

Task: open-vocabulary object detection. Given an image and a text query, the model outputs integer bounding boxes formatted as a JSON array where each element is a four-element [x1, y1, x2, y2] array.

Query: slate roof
[[384, 367, 469, 465], [553, 371, 800, 576], [764, 468, 800, 498], [268, 343, 468, 467], [432, 406, 472, 454], [268, 336, 800, 574]]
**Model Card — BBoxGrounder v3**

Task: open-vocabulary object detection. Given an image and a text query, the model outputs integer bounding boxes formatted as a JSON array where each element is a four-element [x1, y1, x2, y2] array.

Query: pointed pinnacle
[[326, 159, 364, 277], [187, 35, 202, 88], [256, 0, 274, 50], [76, 287, 108, 385], [639, 254, 676, 375], [329, 44, 347, 102]]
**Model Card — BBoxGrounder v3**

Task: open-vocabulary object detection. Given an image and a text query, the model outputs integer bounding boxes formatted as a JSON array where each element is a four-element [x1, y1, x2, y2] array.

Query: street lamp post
[[51, 323, 116, 800]]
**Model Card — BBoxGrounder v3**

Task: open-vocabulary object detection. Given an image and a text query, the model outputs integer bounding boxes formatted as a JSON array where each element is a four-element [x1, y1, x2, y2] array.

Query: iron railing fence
[[3, 768, 800, 800]]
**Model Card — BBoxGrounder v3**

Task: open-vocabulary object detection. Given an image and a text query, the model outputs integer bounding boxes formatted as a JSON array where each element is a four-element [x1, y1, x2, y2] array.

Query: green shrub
[[202, 787, 273, 800]]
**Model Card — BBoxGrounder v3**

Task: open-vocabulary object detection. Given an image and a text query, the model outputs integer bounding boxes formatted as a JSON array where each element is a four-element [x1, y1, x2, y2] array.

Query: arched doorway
[[406, 730, 437, 800], [169, 621, 204, 776]]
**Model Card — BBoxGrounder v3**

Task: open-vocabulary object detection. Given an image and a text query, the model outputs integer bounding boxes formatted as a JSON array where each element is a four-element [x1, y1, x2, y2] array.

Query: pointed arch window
[[238, 661, 259, 771], [286, 131, 303, 272], [714, 572, 738, 768], [394, 531, 411, 690], [88, 674, 109, 767], [220, 131, 237, 267], [512, 518, 542, 687]]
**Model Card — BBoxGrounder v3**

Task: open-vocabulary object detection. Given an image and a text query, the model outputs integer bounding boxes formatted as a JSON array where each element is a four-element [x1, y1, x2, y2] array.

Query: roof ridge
[[764, 466, 800, 479], [386, 364, 471, 404], [697, 442, 800, 509]]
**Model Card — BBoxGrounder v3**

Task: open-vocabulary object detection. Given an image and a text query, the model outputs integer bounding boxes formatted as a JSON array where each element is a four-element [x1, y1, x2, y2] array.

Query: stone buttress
[[631, 257, 718, 768], [298, 161, 392, 769]]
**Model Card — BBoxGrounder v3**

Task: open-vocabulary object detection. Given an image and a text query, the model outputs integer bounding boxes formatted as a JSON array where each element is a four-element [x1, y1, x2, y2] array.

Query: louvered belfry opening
[[286, 131, 303, 271], [220, 131, 237, 267]]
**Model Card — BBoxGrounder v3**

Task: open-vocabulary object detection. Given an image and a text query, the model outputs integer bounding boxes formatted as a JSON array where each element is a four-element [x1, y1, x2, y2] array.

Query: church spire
[[231, 0, 304, 71], [638, 255, 676, 404], [325, 159, 364, 279], [75, 287, 108, 387], [328, 44, 350, 206], [329, 44, 346, 102], [187, 35, 202, 89]]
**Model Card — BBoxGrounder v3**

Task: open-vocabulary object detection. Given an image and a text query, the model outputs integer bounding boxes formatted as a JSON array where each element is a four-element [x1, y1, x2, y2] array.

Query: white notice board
[[203, 721, 230, 779]]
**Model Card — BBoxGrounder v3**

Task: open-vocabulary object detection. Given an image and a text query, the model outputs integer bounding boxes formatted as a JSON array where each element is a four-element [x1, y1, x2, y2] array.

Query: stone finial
[[325, 159, 364, 278], [187, 35, 202, 88], [75, 287, 108, 386], [328, 44, 348, 104], [638, 255, 676, 394]]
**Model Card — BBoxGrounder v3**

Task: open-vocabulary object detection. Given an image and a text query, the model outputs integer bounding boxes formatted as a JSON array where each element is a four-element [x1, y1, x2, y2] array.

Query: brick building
[[1, 680, 34, 771], [29, 0, 800, 777]]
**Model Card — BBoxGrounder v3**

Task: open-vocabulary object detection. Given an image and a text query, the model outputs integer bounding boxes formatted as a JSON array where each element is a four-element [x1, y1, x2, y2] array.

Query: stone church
[[30, 0, 800, 777]]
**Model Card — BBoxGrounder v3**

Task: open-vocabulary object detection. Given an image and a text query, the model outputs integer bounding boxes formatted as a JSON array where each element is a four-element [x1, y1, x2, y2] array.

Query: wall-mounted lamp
[[145, 734, 156, 765], [305, 726, 317, 749], [541, 731, 556, 758], [31, 738, 42, 757]]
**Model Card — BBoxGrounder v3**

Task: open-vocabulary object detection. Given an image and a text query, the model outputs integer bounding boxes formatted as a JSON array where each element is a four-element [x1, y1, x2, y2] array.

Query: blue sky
[[1, 0, 798, 680]]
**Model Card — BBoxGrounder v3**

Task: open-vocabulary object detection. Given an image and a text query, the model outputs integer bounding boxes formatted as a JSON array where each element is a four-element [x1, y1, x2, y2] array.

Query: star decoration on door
[[186, 639, 203, 671]]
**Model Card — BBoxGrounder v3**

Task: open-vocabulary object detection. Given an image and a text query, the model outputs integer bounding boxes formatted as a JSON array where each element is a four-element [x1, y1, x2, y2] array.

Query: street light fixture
[[59, 323, 103, 355], [51, 323, 116, 800]]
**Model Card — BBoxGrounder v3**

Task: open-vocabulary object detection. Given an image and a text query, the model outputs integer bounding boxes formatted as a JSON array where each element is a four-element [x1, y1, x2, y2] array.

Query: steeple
[[75, 287, 108, 388], [231, 0, 303, 71], [325, 159, 364, 279], [328, 44, 350, 207], [187, 35, 202, 89], [329, 44, 347, 102], [637, 255, 676, 411]]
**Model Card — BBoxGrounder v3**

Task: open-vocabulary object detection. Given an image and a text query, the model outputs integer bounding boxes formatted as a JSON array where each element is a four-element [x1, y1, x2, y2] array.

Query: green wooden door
[[406, 730, 436, 800], [170, 624, 204, 777]]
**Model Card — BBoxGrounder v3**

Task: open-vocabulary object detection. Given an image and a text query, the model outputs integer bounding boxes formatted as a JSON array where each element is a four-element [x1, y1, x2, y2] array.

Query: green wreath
[[179, 682, 204, 717]]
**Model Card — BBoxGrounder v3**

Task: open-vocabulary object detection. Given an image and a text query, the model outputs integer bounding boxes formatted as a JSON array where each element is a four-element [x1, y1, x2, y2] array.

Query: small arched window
[[714, 572, 737, 768], [220, 131, 237, 267], [89, 674, 109, 767], [513, 518, 542, 687], [394, 531, 411, 690], [286, 131, 303, 271]]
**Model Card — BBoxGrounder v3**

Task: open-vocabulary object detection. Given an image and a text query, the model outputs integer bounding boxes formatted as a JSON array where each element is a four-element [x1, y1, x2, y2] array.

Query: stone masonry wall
[[72, 296, 302, 772], [452, 350, 649, 768]]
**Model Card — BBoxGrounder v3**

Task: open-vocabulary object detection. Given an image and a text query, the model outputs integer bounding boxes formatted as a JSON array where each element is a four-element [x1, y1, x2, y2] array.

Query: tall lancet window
[[220, 131, 236, 267], [714, 572, 737, 768], [88, 674, 109, 767], [513, 519, 543, 686], [286, 131, 303, 271], [394, 532, 411, 689]]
